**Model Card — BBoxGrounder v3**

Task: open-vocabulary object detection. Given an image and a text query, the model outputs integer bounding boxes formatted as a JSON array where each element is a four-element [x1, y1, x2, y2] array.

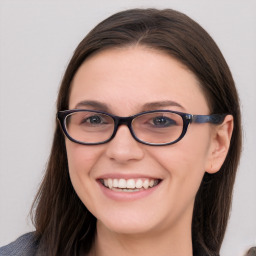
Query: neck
[[89, 219, 193, 256]]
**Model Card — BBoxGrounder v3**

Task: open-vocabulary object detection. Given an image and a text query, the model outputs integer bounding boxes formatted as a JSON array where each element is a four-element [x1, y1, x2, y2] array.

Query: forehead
[[69, 46, 209, 115]]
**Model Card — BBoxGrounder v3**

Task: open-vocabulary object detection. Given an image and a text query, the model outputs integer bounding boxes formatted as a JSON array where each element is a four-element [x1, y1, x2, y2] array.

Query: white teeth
[[127, 179, 136, 189], [113, 179, 119, 187], [143, 179, 149, 189], [102, 178, 159, 191], [118, 179, 126, 188], [135, 179, 143, 188], [107, 178, 113, 189], [122, 188, 140, 192]]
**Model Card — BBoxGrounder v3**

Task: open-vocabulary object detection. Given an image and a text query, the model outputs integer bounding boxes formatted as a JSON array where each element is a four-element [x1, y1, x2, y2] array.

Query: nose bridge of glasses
[[114, 116, 133, 130], [107, 115, 139, 143]]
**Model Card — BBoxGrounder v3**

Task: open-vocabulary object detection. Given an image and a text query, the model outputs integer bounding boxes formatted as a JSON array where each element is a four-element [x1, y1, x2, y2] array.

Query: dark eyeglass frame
[[57, 109, 227, 146]]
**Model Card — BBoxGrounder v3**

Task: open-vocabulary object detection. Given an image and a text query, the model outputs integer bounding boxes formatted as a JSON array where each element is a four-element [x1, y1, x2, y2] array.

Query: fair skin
[[66, 46, 233, 256]]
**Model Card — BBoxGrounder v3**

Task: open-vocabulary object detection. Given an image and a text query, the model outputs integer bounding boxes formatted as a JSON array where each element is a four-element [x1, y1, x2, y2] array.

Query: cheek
[[153, 127, 212, 194], [66, 141, 101, 174], [178, 125, 212, 171], [65, 141, 103, 202]]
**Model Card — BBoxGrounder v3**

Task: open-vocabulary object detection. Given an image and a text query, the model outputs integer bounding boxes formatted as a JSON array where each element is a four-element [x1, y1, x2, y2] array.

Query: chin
[[95, 206, 163, 235], [98, 219, 157, 235]]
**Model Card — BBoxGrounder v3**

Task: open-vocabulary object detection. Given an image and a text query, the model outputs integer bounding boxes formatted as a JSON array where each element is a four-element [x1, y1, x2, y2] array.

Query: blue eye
[[80, 115, 106, 126], [152, 116, 177, 127], [87, 115, 103, 124]]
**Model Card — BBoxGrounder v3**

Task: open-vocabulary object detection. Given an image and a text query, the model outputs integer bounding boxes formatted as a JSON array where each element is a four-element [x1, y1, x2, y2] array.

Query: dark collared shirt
[[0, 232, 215, 256]]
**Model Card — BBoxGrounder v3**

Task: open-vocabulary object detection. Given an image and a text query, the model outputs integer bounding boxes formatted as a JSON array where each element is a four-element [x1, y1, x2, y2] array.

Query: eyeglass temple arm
[[192, 114, 227, 124]]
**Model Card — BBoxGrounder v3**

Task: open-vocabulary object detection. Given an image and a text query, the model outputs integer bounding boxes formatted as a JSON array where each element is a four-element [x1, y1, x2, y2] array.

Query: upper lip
[[96, 173, 162, 180]]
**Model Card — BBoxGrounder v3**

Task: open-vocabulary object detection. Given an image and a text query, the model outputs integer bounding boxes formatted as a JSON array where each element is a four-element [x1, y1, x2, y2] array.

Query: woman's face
[[66, 46, 215, 236]]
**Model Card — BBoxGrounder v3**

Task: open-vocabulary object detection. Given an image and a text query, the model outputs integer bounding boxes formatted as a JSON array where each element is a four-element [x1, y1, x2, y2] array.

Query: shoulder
[[0, 232, 39, 256]]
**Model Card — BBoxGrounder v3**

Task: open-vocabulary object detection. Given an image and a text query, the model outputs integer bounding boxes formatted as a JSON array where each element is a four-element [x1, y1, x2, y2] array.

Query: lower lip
[[97, 180, 161, 201]]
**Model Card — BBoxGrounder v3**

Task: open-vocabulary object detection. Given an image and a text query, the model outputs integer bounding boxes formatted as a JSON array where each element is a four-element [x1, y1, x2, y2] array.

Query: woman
[[0, 8, 241, 256]]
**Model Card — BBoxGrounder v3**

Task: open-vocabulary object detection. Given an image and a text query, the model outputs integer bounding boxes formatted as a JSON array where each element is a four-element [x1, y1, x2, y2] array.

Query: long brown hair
[[32, 8, 242, 256]]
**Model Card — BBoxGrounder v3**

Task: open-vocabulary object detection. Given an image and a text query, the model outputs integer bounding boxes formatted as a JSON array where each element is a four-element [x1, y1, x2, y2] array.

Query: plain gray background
[[0, 1, 255, 255]]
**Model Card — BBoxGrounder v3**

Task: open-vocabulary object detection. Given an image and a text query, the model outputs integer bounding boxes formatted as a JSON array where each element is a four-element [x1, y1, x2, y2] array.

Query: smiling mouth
[[99, 178, 161, 192]]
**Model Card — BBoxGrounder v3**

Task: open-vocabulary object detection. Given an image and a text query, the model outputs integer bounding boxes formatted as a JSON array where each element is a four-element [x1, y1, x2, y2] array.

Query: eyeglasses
[[57, 109, 226, 146]]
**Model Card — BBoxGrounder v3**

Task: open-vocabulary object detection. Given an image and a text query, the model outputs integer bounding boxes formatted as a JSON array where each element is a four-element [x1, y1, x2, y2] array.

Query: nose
[[105, 125, 144, 163]]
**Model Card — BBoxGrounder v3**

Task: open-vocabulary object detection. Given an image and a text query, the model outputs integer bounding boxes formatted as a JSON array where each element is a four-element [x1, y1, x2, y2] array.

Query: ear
[[205, 115, 234, 174]]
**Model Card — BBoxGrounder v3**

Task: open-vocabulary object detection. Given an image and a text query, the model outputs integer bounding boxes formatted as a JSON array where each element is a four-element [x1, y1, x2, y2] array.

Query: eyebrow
[[74, 100, 185, 112], [142, 101, 185, 111], [74, 100, 110, 111]]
